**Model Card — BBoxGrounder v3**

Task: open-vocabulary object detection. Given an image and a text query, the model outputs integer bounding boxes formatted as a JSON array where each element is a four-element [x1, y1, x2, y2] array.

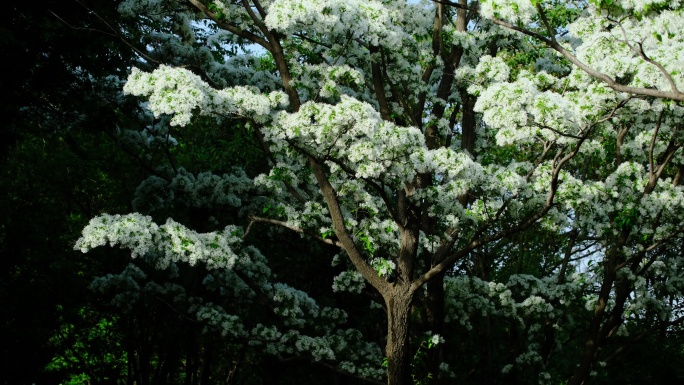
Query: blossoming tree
[[76, 0, 684, 384]]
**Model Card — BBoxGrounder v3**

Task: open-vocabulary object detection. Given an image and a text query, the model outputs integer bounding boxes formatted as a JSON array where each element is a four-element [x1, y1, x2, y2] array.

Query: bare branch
[[247, 215, 343, 247], [240, 0, 271, 41], [252, 0, 267, 19], [48, 7, 161, 65], [534, 2, 556, 43], [186, 0, 270, 49], [536, 124, 585, 140]]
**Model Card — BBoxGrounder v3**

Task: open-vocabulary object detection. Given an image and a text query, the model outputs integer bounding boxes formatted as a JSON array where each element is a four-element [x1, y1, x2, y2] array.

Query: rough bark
[[385, 287, 414, 385]]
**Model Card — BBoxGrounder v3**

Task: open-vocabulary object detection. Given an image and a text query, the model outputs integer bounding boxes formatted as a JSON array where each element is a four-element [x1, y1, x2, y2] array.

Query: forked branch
[[431, 0, 684, 101]]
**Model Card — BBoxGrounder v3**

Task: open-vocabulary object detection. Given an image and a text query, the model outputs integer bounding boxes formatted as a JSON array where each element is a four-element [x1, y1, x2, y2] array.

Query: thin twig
[[248, 215, 343, 247]]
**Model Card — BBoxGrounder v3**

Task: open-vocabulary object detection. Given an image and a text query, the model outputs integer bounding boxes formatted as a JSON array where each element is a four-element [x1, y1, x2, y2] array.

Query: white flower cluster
[[444, 274, 583, 329], [82, 1, 684, 382], [209, 54, 282, 91], [124, 65, 288, 126], [271, 283, 320, 327], [247, 324, 383, 377], [265, 0, 406, 48], [90, 261, 192, 313], [75, 213, 243, 269], [478, 0, 538, 24], [117, 116, 178, 150], [89, 263, 147, 312], [133, 168, 253, 212], [475, 68, 606, 147], [84, 224, 384, 379], [455, 55, 511, 96], [429, 333, 445, 346], [568, 4, 684, 93], [618, 257, 684, 325], [118, 0, 165, 18], [332, 270, 366, 293], [370, 257, 396, 278], [195, 302, 247, 338], [442, 273, 588, 378], [268, 95, 426, 185], [291, 63, 365, 101]]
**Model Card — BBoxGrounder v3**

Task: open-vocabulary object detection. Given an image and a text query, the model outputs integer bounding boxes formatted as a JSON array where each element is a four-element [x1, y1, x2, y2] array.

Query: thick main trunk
[[386, 288, 414, 385]]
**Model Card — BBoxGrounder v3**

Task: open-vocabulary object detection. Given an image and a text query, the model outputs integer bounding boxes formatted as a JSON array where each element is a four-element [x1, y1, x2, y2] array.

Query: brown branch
[[645, 140, 681, 194], [294, 32, 334, 50], [413, 120, 594, 291], [535, 2, 556, 43], [186, 0, 270, 49], [616, 122, 629, 165], [370, 46, 392, 121], [431, 0, 684, 101], [604, 314, 684, 364], [674, 165, 684, 187], [247, 215, 343, 247], [611, 17, 679, 93], [152, 294, 198, 322], [240, 0, 271, 41], [648, 110, 665, 180], [310, 159, 390, 295], [536, 124, 585, 140], [318, 153, 400, 226], [615, 225, 684, 272], [252, 0, 267, 19], [528, 140, 556, 178], [278, 130, 402, 226]]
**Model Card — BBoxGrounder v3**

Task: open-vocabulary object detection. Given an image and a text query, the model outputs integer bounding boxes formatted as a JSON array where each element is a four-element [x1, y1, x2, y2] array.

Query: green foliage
[[358, 231, 377, 257], [409, 335, 442, 385], [208, 3, 227, 20], [1, 125, 137, 383], [46, 307, 127, 384]]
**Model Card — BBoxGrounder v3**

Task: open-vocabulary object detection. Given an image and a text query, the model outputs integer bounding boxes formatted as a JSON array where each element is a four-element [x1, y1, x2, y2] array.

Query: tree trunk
[[425, 273, 445, 385], [569, 231, 630, 385], [385, 288, 414, 385], [460, 94, 476, 154]]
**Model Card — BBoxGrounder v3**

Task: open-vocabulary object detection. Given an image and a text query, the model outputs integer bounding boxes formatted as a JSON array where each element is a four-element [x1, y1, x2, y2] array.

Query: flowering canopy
[[76, 0, 684, 384]]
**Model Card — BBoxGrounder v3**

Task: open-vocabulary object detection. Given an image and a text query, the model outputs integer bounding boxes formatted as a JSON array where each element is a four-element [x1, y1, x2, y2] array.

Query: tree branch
[[432, 0, 684, 101], [247, 215, 343, 247], [48, 5, 161, 65], [611, 17, 680, 93], [413, 118, 594, 291], [369, 45, 392, 121], [648, 110, 665, 180], [309, 159, 390, 295], [186, 0, 270, 49]]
